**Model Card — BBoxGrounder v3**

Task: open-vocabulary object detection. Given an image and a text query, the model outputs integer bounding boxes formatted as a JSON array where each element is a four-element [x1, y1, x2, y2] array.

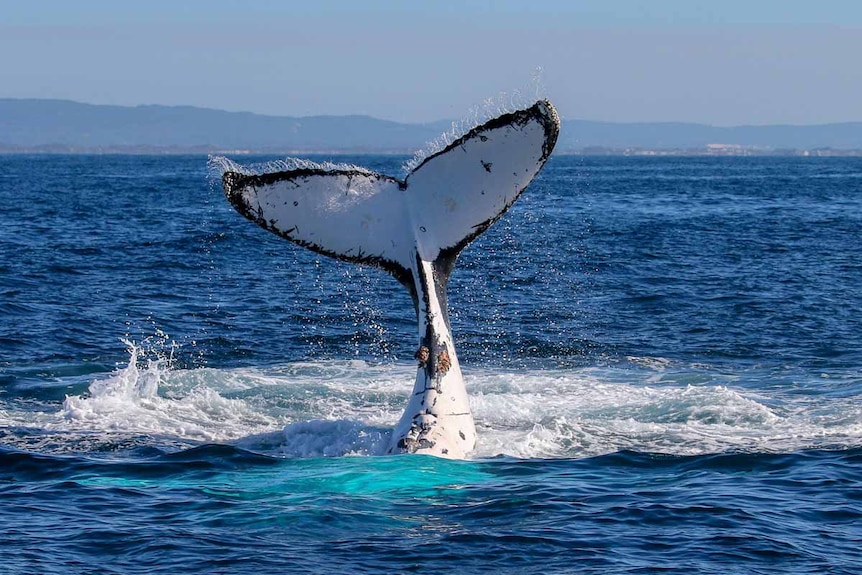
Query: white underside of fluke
[[219, 99, 560, 458]]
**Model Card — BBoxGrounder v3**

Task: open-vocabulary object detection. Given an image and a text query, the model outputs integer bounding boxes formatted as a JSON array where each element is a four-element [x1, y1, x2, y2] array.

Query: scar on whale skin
[[219, 99, 560, 459]]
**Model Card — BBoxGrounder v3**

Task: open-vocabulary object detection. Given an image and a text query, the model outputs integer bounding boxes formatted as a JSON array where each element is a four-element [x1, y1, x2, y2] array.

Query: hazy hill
[[1, 98, 861, 152], [0, 99, 441, 151]]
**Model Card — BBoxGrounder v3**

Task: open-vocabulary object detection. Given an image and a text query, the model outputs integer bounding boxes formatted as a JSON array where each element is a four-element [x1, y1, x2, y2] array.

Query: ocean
[[1, 154, 860, 574]]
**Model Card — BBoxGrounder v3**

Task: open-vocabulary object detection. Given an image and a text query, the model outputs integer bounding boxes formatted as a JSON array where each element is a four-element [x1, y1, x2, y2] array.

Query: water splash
[[207, 155, 372, 180], [236, 419, 392, 458], [3, 350, 853, 459], [402, 89, 542, 175], [60, 340, 275, 443], [531, 65, 546, 100], [470, 368, 861, 458], [207, 84, 550, 182]]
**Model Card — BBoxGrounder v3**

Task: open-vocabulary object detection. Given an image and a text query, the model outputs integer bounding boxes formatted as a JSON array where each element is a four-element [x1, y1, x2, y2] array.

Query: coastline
[[2, 145, 861, 157]]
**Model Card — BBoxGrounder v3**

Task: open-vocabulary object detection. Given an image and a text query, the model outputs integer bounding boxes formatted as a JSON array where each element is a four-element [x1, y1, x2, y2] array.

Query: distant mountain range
[[1, 98, 861, 153]]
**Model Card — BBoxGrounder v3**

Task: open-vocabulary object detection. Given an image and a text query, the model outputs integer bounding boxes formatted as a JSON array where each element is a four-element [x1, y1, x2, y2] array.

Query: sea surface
[[1, 154, 860, 574]]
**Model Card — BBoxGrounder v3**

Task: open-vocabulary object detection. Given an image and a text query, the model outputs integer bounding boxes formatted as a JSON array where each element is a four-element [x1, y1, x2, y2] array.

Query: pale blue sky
[[3, 1, 861, 125]]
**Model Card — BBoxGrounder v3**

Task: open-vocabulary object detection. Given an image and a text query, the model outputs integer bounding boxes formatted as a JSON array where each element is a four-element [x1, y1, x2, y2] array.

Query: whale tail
[[220, 99, 560, 458]]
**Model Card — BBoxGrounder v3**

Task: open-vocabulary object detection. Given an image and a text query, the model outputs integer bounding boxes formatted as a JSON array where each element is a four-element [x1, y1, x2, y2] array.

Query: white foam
[[236, 420, 392, 458], [469, 369, 860, 458], [6, 342, 860, 459], [59, 342, 275, 442], [24, 344, 410, 456]]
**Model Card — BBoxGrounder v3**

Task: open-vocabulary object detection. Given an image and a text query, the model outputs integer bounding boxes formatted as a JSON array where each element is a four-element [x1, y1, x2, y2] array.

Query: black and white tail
[[221, 99, 560, 458]]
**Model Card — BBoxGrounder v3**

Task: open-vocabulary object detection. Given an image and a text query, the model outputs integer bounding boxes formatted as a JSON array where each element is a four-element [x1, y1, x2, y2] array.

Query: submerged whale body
[[220, 99, 560, 458]]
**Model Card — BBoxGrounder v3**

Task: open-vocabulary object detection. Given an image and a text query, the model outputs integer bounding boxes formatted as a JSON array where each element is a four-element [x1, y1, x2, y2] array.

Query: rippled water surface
[[1, 154, 860, 573]]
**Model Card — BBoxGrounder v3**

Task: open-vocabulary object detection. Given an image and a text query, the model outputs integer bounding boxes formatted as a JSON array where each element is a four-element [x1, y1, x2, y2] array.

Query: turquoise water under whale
[[1, 154, 860, 573]]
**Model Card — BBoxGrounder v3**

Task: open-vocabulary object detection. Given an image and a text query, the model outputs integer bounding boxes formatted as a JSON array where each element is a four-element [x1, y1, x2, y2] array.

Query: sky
[[2, 0, 861, 125]]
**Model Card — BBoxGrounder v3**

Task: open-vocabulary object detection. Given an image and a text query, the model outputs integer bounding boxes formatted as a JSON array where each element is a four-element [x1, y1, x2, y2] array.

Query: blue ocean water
[[1, 153, 860, 574]]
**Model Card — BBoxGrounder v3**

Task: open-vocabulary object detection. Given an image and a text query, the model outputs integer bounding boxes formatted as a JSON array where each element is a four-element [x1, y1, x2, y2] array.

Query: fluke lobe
[[221, 99, 560, 458]]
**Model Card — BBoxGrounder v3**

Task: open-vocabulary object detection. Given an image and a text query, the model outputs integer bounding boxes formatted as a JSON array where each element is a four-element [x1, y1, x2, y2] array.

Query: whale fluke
[[221, 99, 560, 458]]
